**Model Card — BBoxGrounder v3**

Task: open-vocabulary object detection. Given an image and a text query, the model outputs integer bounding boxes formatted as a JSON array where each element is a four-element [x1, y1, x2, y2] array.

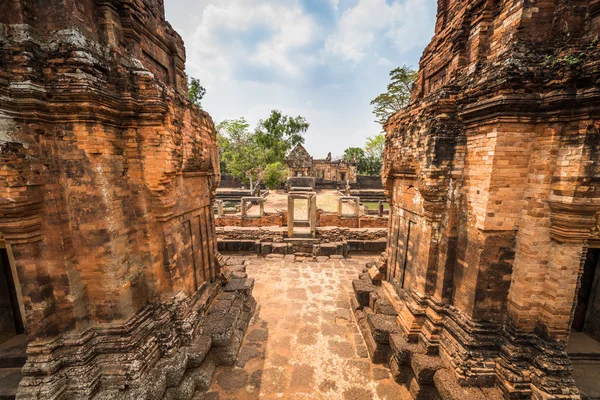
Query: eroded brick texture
[[382, 1, 600, 399], [0, 1, 254, 399]]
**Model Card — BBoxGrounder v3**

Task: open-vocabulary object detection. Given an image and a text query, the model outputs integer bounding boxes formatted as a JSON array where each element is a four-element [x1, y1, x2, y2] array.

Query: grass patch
[[362, 202, 389, 211]]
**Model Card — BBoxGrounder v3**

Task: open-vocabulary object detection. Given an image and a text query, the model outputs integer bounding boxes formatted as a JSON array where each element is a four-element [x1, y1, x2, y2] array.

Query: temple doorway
[[568, 247, 600, 399], [572, 248, 600, 341], [0, 240, 25, 345], [0, 235, 27, 399]]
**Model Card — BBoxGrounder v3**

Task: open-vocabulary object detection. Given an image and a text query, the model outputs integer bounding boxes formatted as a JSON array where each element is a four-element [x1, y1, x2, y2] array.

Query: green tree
[[343, 147, 369, 175], [362, 155, 382, 176], [217, 118, 262, 187], [188, 77, 206, 107], [342, 134, 385, 176], [343, 147, 365, 164], [365, 134, 385, 159], [263, 162, 288, 190], [217, 114, 305, 190], [255, 110, 309, 164], [370, 65, 417, 125]]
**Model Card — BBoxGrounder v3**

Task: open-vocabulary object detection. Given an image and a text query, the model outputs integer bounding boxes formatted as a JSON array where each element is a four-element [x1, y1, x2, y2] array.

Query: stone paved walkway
[[206, 254, 409, 400]]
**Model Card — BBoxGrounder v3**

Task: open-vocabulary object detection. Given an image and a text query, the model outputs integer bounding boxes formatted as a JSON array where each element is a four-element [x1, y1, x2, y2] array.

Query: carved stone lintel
[[548, 201, 599, 243]]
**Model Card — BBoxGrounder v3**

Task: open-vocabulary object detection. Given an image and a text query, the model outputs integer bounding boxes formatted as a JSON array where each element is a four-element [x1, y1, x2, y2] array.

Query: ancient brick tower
[[0, 1, 255, 399], [380, 0, 600, 399]]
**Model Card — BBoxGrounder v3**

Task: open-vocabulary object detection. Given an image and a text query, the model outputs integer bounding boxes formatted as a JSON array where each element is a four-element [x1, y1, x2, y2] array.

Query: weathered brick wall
[[319, 213, 359, 228], [216, 225, 387, 243], [215, 210, 388, 229], [0, 1, 224, 398], [216, 212, 286, 227], [383, 0, 600, 398], [313, 159, 358, 183]]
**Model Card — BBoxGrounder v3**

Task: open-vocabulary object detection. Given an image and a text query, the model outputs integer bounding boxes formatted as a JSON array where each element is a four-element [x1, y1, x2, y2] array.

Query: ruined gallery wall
[[215, 210, 388, 229], [216, 225, 387, 244], [0, 0, 223, 397], [313, 159, 358, 183], [383, 0, 600, 396]]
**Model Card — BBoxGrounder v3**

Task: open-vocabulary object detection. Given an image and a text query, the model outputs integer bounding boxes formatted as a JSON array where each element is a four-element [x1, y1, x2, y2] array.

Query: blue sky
[[164, 0, 437, 158]]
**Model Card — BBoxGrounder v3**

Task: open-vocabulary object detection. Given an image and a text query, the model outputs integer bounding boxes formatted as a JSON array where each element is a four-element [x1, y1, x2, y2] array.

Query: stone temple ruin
[[286, 144, 358, 186], [350, 1, 600, 399], [1, 0, 600, 400], [0, 1, 254, 399]]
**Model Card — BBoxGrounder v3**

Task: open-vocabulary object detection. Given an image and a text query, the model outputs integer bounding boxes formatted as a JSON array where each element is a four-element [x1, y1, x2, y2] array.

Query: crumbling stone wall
[[215, 209, 388, 228], [286, 145, 358, 183], [286, 144, 313, 177], [216, 225, 387, 243], [0, 1, 253, 399], [383, 0, 600, 398]]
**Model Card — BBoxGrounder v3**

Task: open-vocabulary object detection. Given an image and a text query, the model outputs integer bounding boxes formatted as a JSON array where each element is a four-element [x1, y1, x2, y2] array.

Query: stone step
[[411, 353, 444, 385], [226, 264, 246, 273], [200, 308, 241, 347], [0, 368, 21, 400], [355, 309, 390, 364], [272, 243, 290, 254], [390, 356, 414, 385], [389, 333, 425, 366], [209, 308, 250, 366], [217, 239, 260, 252], [367, 313, 402, 344], [381, 281, 405, 315], [409, 377, 440, 400], [352, 279, 382, 308], [433, 369, 500, 400], [368, 265, 384, 284], [290, 232, 314, 239], [369, 292, 398, 316], [316, 242, 345, 257], [223, 278, 254, 295], [231, 271, 247, 279], [186, 335, 212, 368], [346, 239, 388, 253]]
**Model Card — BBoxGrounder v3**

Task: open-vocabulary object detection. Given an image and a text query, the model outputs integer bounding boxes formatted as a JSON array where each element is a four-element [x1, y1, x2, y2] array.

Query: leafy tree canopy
[[255, 110, 309, 165], [263, 162, 288, 190], [342, 134, 386, 176], [188, 77, 206, 108], [217, 111, 309, 189], [343, 147, 365, 164], [217, 118, 261, 183], [365, 134, 385, 159], [370, 65, 417, 125]]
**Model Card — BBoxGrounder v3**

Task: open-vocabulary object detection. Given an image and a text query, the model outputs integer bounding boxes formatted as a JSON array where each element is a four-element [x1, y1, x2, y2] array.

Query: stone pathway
[[206, 254, 409, 399]]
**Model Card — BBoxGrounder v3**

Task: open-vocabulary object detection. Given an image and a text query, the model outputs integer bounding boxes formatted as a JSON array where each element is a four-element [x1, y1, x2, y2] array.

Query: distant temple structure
[[286, 144, 358, 184]]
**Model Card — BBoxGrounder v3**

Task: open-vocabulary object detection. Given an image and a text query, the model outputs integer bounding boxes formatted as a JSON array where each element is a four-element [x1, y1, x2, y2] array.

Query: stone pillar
[[287, 195, 294, 238], [310, 194, 317, 238]]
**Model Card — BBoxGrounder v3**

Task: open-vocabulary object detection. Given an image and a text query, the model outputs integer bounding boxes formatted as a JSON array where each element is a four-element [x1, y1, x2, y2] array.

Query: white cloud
[[386, 0, 437, 53], [325, 0, 388, 62], [326, 0, 436, 62], [377, 56, 393, 67], [184, 0, 320, 82]]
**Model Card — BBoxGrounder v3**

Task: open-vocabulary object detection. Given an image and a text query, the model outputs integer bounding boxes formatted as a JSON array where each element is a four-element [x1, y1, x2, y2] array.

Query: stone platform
[[350, 261, 505, 400]]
